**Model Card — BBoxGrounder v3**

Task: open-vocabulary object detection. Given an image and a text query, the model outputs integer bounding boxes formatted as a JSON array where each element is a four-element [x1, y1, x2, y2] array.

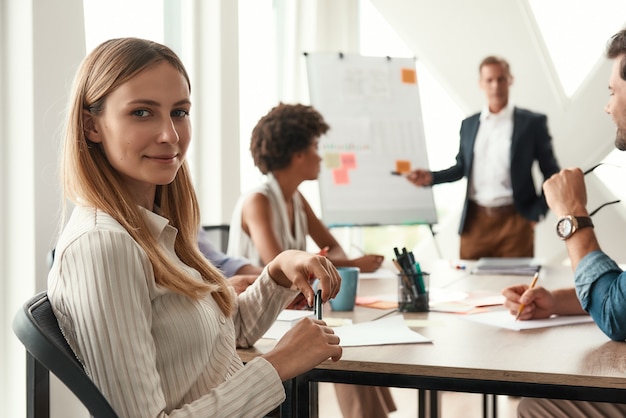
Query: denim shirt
[[197, 228, 250, 277], [575, 250, 626, 341]]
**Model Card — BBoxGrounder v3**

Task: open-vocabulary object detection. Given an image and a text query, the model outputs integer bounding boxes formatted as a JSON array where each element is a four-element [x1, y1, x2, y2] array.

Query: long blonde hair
[[62, 37, 233, 315]]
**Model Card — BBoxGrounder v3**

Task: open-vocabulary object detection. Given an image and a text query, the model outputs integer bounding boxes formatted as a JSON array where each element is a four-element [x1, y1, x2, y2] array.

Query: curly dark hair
[[607, 28, 626, 81], [250, 103, 330, 174]]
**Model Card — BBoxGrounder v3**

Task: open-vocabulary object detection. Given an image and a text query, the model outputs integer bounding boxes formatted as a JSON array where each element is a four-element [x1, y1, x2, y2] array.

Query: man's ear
[[83, 109, 101, 143]]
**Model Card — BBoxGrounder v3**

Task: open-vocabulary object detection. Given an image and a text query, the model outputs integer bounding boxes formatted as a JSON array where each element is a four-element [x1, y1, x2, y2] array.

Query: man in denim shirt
[[501, 28, 626, 417]]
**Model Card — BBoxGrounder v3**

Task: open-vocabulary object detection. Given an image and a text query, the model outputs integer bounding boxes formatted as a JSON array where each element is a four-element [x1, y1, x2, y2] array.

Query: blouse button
[[219, 315, 226, 324]]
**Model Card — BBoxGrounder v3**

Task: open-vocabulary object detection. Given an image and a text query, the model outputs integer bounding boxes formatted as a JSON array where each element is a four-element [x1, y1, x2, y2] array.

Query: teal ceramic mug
[[330, 267, 359, 311]]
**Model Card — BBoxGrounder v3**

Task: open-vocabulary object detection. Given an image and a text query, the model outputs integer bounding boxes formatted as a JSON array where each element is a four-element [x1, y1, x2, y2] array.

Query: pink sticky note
[[333, 168, 350, 185], [341, 153, 357, 170]]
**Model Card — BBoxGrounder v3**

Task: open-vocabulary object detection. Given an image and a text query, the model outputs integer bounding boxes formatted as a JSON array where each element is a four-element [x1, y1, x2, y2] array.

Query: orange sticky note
[[401, 68, 417, 84], [340, 152, 357, 170], [333, 168, 350, 185], [395, 160, 411, 173]]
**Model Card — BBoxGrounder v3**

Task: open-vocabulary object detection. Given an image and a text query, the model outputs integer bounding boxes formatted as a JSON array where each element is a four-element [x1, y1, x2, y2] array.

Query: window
[[528, 0, 626, 97], [83, 0, 164, 53], [238, 0, 278, 193], [357, 0, 465, 257]]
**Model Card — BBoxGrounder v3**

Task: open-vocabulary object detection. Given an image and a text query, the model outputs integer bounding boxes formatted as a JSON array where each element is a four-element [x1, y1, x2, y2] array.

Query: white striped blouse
[[48, 206, 298, 417]]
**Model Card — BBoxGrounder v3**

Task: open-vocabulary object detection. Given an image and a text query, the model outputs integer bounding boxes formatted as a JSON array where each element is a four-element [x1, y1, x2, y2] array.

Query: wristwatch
[[555, 215, 594, 240]]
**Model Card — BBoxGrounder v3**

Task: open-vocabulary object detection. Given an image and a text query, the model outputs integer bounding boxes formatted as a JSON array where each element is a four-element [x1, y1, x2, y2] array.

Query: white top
[[228, 173, 308, 265], [48, 205, 298, 418], [469, 103, 514, 207]]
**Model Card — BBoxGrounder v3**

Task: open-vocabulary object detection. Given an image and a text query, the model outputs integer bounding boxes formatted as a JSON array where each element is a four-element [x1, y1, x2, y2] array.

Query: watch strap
[[574, 216, 594, 230]]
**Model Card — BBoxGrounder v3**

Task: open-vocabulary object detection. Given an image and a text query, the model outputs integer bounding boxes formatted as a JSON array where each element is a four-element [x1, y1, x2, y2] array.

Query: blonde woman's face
[[86, 62, 191, 208]]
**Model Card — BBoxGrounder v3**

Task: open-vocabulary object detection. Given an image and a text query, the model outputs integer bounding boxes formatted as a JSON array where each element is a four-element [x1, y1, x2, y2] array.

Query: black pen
[[314, 289, 323, 320]]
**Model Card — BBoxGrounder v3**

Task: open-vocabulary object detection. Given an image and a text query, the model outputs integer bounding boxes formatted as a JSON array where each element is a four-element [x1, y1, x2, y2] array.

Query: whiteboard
[[305, 52, 437, 227]]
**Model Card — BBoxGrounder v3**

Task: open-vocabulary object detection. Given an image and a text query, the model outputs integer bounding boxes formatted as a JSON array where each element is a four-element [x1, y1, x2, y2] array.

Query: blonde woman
[[48, 37, 342, 418]]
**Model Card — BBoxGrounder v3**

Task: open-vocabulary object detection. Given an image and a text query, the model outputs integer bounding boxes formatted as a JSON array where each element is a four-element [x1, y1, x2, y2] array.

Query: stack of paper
[[472, 257, 541, 276], [262, 309, 314, 340]]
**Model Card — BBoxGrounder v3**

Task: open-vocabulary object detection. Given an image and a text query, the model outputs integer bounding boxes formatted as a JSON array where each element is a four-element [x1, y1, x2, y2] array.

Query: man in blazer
[[407, 56, 560, 259]]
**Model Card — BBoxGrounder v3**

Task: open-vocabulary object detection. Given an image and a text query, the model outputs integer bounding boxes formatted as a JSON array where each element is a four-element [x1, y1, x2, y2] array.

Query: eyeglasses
[[584, 162, 622, 216]]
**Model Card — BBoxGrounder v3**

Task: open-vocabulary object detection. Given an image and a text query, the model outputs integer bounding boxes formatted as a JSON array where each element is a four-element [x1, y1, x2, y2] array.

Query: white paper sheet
[[463, 309, 594, 331], [333, 315, 431, 346], [262, 310, 314, 339]]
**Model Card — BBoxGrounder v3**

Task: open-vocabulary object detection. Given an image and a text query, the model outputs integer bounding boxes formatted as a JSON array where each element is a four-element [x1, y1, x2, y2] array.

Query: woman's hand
[[502, 284, 556, 320], [267, 250, 341, 307], [350, 254, 384, 273], [262, 317, 342, 381]]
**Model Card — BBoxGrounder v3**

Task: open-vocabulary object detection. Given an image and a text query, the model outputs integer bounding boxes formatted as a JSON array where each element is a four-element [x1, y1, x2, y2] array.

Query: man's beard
[[616, 128, 626, 151]]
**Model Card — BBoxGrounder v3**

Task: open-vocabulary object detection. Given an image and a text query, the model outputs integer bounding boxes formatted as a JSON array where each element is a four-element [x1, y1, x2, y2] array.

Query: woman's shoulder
[[67, 205, 127, 233], [55, 206, 132, 254]]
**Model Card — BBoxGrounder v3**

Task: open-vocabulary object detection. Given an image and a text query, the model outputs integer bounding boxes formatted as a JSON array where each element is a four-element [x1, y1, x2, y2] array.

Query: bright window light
[[528, 0, 626, 97], [82, 0, 164, 53]]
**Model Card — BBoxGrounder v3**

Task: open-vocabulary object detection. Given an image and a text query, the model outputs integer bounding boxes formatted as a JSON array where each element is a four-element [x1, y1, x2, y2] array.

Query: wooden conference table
[[238, 262, 626, 417]]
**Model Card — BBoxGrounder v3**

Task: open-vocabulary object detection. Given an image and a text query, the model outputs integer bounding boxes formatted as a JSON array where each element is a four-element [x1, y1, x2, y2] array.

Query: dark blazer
[[432, 107, 560, 234]]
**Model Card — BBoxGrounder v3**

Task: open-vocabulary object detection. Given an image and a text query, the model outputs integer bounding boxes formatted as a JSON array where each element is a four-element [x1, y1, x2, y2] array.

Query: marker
[[314, 289, 323, 320], [515, 271, 540, 321], [450, 261, 466, 270], [414, 262, 426, 294]]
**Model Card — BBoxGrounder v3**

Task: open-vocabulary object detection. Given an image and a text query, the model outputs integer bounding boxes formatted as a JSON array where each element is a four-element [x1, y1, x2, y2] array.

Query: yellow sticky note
[[324, 152, 341, 169]]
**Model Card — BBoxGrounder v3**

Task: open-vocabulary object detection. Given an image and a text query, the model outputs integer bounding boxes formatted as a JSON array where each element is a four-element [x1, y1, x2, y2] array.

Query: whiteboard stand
[[427, 224, 443, 259]]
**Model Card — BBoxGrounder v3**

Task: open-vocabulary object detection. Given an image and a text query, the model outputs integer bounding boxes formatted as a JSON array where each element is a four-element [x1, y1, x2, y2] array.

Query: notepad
[[262, 310, 314, 339], [472, 257, 541, 276]]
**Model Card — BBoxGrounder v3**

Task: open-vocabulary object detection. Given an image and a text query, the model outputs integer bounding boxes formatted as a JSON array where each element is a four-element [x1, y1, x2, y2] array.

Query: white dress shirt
[[469, 103, 515, 207]]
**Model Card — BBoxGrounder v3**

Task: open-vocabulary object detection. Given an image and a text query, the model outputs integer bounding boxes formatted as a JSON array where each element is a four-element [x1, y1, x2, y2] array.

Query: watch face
[[557, 217, 573, 238]]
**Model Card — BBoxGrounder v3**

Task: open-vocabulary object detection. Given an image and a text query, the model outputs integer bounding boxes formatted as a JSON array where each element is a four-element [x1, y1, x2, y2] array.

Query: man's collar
[[480, 103, 514, 121]]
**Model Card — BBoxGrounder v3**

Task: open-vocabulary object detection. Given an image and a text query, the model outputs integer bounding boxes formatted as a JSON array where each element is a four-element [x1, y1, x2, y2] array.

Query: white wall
[[1, 0, 87, 417]]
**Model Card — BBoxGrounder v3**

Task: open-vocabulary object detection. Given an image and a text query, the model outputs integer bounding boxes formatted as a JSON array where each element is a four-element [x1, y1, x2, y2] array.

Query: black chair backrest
[[13, 291, 119, 418], [202, 224, 230, 253]]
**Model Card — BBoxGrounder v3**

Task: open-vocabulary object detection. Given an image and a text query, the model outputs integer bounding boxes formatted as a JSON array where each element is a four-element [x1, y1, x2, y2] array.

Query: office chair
[[202, 224, 230, 252], [12, 291, 119, 418]]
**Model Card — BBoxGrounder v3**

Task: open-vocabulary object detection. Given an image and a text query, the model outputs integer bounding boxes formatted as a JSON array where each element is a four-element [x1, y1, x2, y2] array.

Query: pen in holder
[[397, 272, 429, 312]]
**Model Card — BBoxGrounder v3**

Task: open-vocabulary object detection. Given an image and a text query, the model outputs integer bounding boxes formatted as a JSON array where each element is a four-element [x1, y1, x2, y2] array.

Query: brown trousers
[[334, 384, 396, 418], [460, 202, 534, 260], [518, 397, 626, 417]]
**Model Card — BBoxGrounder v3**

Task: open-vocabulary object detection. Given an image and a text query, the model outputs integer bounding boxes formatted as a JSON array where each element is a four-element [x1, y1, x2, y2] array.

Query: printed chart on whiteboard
[[305, 52, 437, 227]]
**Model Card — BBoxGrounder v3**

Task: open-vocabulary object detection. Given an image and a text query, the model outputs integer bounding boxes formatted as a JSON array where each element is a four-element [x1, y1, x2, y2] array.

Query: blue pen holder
[[398, 273, 429, 312]]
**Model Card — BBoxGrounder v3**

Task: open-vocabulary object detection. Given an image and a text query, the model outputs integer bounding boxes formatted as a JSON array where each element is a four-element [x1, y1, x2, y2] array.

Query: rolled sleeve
[[575, 250, 626, 340]]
